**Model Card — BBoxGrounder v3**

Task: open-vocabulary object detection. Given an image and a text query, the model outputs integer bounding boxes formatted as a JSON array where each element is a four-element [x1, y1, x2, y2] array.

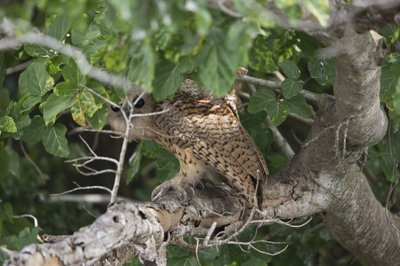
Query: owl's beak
[[123, 107, 131, 118]]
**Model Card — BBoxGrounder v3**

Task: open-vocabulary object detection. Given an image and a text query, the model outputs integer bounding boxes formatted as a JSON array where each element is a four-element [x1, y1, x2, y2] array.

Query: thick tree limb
[[3, 182, 328, 266], [324, 165, 400, 265], [333, 30, 388, 147]]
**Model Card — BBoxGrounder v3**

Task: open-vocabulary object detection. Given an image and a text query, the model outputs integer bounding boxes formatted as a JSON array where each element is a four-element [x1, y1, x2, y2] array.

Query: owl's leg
[[151, 162, 217, 200]]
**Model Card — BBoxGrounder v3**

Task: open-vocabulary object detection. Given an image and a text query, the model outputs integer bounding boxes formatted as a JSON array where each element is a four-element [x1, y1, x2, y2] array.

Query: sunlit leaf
[[303, 0, 330, 27], [0, 116, 17, 133]]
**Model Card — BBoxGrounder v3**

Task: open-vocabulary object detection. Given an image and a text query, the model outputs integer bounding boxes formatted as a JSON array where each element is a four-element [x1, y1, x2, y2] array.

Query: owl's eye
[[134, 98, 145, 108], [111, 105, 120, 112]]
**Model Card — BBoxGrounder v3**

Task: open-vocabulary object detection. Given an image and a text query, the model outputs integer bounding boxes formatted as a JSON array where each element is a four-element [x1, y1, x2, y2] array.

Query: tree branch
[[0, 19, 139, 92]]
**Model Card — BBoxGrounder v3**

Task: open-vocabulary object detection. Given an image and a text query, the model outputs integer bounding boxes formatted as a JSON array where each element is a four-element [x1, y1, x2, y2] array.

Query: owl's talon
[[151, 180, 188, 201]]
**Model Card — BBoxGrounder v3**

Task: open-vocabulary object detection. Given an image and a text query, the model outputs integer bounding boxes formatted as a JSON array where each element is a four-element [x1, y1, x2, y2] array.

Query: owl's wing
[[180, 100, 268, 191]]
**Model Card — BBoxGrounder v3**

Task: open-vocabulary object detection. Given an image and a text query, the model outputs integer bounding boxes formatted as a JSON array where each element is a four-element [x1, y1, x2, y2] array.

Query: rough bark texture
[[324, 166, 400, 265]]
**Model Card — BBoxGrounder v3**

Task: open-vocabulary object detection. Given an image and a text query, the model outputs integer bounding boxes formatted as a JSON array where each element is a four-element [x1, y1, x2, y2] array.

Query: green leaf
[[77, 89, 102, 118], [249, 32, 297, 73], [104, 48, 129, 73], [18, 227, 39, 248], [7, 148, 21, 178], [279, 60, 300, 79], [0, 53, 5, 85], [127, 38, 156, 92], [63, 61, 86, 86], [393, 92, 400, 114], [266, 100, 288, 126], [71, 89, 102, 126], [0, 89, 10, 116], [24, 45, 50, 57], [0, 116, 17, 133], [232, 1, 275, 27], [71, 22, 101, 47], [197, 29, 237, 96], [152, 60, 186, 101], [283, 95, 314, 118], [42, 123, 70, 157], [126, 143, 143, 184], [248, 89, 276, 114], [18, 62, 54, 111], [54, 81, 76, 96], [86, 105, 108, 130], [8, 102, 31, 132], [303, 0, 330, 27], [226, 20, 256, 57], [381, 53, 400, 102], [43, 93, 76, 125], [194, 7, 212, 36], [267, 153, 289, 175], [0, 147, 9, 175], [47, 14, 72, 40], [281, 79, 303, 99], [308, 57, 335, 86], [4, 202, 14, 220], [22, 116, 46, 144]]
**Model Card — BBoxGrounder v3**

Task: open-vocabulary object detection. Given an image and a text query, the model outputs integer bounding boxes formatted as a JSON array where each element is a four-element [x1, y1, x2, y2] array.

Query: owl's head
[[107, 91, 158, 141]]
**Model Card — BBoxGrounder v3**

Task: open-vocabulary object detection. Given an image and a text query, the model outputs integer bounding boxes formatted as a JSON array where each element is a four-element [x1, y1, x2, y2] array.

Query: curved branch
[[333, 30, 388, 147]]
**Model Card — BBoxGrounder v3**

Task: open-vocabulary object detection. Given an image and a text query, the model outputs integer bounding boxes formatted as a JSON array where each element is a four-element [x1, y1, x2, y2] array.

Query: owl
[[108, 79, 268, 206]]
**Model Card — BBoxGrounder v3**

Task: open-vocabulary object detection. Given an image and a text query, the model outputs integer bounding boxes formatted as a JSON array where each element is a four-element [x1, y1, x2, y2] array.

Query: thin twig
[[79, 135, 97, 157], [19, 141, 48, 180], [288, 112, 314, 125], [203, 222, 218, 246], [237, 74, 333, 103], [51, 185, 112, 197], [66, 156, 119, 166], [110, 96, 132, 203], [13, 214, 39, 227], [81, 85, 121, 109], [5, 60, 32, 75]]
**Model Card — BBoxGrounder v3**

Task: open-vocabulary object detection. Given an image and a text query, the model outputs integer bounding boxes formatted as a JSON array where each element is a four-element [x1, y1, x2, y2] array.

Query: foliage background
[[0, 0, 399, 265]]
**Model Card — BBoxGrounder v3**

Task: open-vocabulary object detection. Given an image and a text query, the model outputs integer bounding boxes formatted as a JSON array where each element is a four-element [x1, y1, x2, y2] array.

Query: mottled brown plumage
[[108, 79, 268, 205]]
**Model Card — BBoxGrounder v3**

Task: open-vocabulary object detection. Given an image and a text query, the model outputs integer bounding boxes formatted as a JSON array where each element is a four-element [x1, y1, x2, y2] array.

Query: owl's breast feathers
[[153, 81, 268, 203]]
